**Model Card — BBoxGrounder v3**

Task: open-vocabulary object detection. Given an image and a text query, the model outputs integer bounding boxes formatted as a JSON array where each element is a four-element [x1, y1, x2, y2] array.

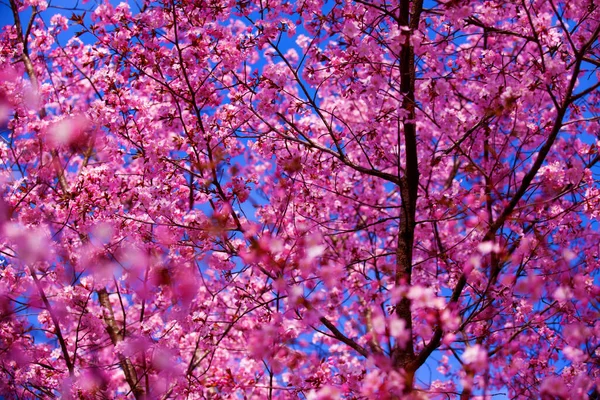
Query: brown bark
[[392, 0, 423, 391], [9, 0, 70, 195], [98, 288, 144, 399]]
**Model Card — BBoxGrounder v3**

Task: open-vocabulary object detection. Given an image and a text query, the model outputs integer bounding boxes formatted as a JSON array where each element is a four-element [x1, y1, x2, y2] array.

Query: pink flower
[[25, 0, 47, 10], [307, 385, 341, 400], [47, 115, 90, 149], [553, 286, 573, 304], [541, 376, 568, 398], [462, 345, 488, 371]]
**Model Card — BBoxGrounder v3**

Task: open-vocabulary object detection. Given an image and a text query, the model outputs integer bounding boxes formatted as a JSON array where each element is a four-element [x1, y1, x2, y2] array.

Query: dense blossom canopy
[[0, 0, 599, 398]]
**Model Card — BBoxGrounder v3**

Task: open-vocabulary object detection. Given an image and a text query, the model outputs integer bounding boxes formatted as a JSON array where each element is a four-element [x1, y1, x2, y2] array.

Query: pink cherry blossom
[[462, 345, 488, 372], [0, 0, 598, 398]]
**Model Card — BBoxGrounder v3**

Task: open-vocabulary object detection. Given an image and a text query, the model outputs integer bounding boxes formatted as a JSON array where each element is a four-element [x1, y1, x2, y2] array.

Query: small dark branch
[[485, 45, 585, 244], [583, 56, 600, 67], [9, 0, 70, 196], [113, 277, 128, 337], [98, 288, 144, 400], [465, 16, 535, 41], [460, 369, 475, 400], [392, 1, 423, 385], [570, 80, 600, 103], [29, 266, 74, 377], [413, 19, 594, 373], [521, 0, 547, 72], [319, 316, 369, 357]]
